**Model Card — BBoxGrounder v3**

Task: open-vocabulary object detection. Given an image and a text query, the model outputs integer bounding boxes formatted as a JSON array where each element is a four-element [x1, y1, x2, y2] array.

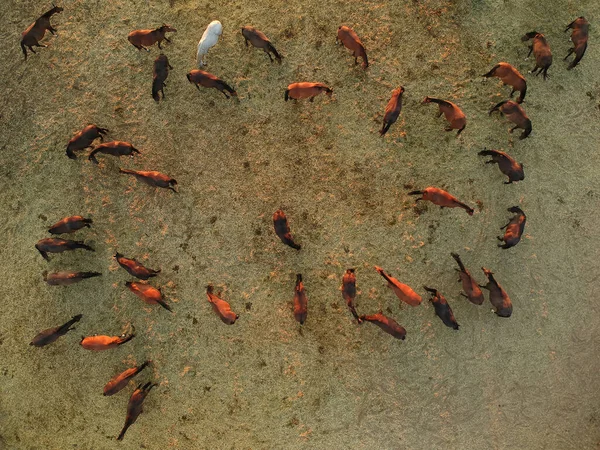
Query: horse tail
[[267, 42, 282, 63], [520, 120, 532, 139], [359, 45, 368, 68], [66, 146, 77, 160], [516, 84, 527, 103], [151, 77, 161, 102], [284, 89, 290, 101], [569, 42, 587, 69], [186, 73, 192, 83], [21, 41, 28, 59], [219, 81, 237, 96]]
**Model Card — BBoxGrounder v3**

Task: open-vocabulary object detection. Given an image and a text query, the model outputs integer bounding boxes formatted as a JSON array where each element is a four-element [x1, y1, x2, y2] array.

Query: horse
[[187, 70, 237, 98], [66, 124, 108, 159], [564, 17, 589, 69], [152, 54, 172, 102], [380, 87, 404, 136], [21, 4, 63, 60], [128, 24, 177, 51], [521, 32, 552, 79], [482, 62, 527, 103], [422, 96, 466, 135], [488, 100, 531, 140], [241, 26, 281, 63], [197, 20, 222, 67], [284, 82, 332, 102], [336, 26, 368, 68]]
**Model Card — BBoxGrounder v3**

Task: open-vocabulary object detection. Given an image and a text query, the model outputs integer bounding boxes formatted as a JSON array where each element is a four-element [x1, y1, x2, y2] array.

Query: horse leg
[[36, 43, 47, 48], [49, 26, 57, 35], [221, 90, 230, 99], [354, 56, 358, 65], [158, 41, 162, 49], [263, 49, 273, 62], [309, 97, 314, 102], [563, 48, 574, 60], [164, 37, 171, 43], [29, 46, 37, 54], [21, 43, 28, 59]]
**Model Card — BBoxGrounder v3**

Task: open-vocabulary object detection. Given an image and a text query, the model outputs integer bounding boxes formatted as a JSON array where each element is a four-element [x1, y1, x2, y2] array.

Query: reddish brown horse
[[483, 62, 527, 103], [21, 5, 63, 59], [285, 82, 332, 102], [336, 26, 368, 68], [187, 70, 237, 98], [128, 24, 177, 51], [241, 26, 282, 63], [564, 17, 589, 69]]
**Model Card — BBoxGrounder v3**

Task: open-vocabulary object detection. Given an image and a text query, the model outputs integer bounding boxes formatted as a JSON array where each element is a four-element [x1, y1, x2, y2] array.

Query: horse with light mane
[[197, 20, 222, 67]]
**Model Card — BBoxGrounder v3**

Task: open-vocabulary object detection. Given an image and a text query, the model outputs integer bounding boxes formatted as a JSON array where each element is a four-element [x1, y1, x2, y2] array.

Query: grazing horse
[[521, 32, 552, 79], [483, 62, 527, 103], [564, 17, 589, 69], [488, 100, 531, 140], [152, 54, 172, 102], [21, 4, 63, 59], [422, 96, 466, 135], [128, 24, 177, 51], [89, 141, 140, 164], [197, 20, 222, 67], [66, 125, 108, 159], [187, 70, 237, 98], [408, 187, 474, 216], [336, 26, 368, 68], [380, 87, 404, 136], [284, 82, 333, 102], [241, 26, 281, 63]]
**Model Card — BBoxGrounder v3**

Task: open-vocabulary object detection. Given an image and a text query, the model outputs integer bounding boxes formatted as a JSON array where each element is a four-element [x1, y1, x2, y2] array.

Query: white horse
[[196, 20, 222, 67]]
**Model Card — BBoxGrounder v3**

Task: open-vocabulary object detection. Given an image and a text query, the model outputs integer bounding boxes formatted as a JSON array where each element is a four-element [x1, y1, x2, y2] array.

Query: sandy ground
[[1, 0, 600, 448]]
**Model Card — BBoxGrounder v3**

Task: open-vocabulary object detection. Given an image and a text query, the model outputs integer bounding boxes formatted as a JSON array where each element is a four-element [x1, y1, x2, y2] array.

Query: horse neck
[[43, 7, 60, 18], [153, 27, 166, 38]]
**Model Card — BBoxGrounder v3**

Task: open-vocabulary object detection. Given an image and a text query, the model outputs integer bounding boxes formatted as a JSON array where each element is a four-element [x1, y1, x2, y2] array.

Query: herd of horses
[[19, 3, 590, 442]]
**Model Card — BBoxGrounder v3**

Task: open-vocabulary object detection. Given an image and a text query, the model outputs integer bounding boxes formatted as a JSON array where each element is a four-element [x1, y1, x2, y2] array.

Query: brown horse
[[422, 96, 466, 135], [483, 62, 527, 103], [21, 4, 63, 59], [564, 17, 589, 69], [187, 70, 237, 98], [89, 141, 140, 164], [521, 32, 552, 79], [380, 87, 404, 136], [66, 124, 108, 159], [488, 100, 531, 140], [241, 26, 281, 63], [285, 82, 332, 102], [408, 187, 474, 215], [128, 24, 177, 51], [152, 54, 172, 102], [336, 26, 368, 68]]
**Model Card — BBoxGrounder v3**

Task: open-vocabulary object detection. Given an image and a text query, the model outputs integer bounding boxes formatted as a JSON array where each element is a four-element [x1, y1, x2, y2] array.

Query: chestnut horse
[[128, 24, 177, 51], [21, 4, 63, 59]]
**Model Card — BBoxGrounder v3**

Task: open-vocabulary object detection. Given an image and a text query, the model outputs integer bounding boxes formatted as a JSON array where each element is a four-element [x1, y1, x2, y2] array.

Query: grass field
[[1, 0, 600, 448]]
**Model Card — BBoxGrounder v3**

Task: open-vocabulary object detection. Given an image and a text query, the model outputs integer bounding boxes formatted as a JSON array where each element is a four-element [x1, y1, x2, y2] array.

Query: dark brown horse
[[187, 70, 237, 98], [521, 32, 552, 79], [128, 24, 177, 51], [152, 54, 172, 102], [488, 100, 531, 140], [66, 125, 108, 159], [564, 17, 589, 69], [21, 5, 63, 59]]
